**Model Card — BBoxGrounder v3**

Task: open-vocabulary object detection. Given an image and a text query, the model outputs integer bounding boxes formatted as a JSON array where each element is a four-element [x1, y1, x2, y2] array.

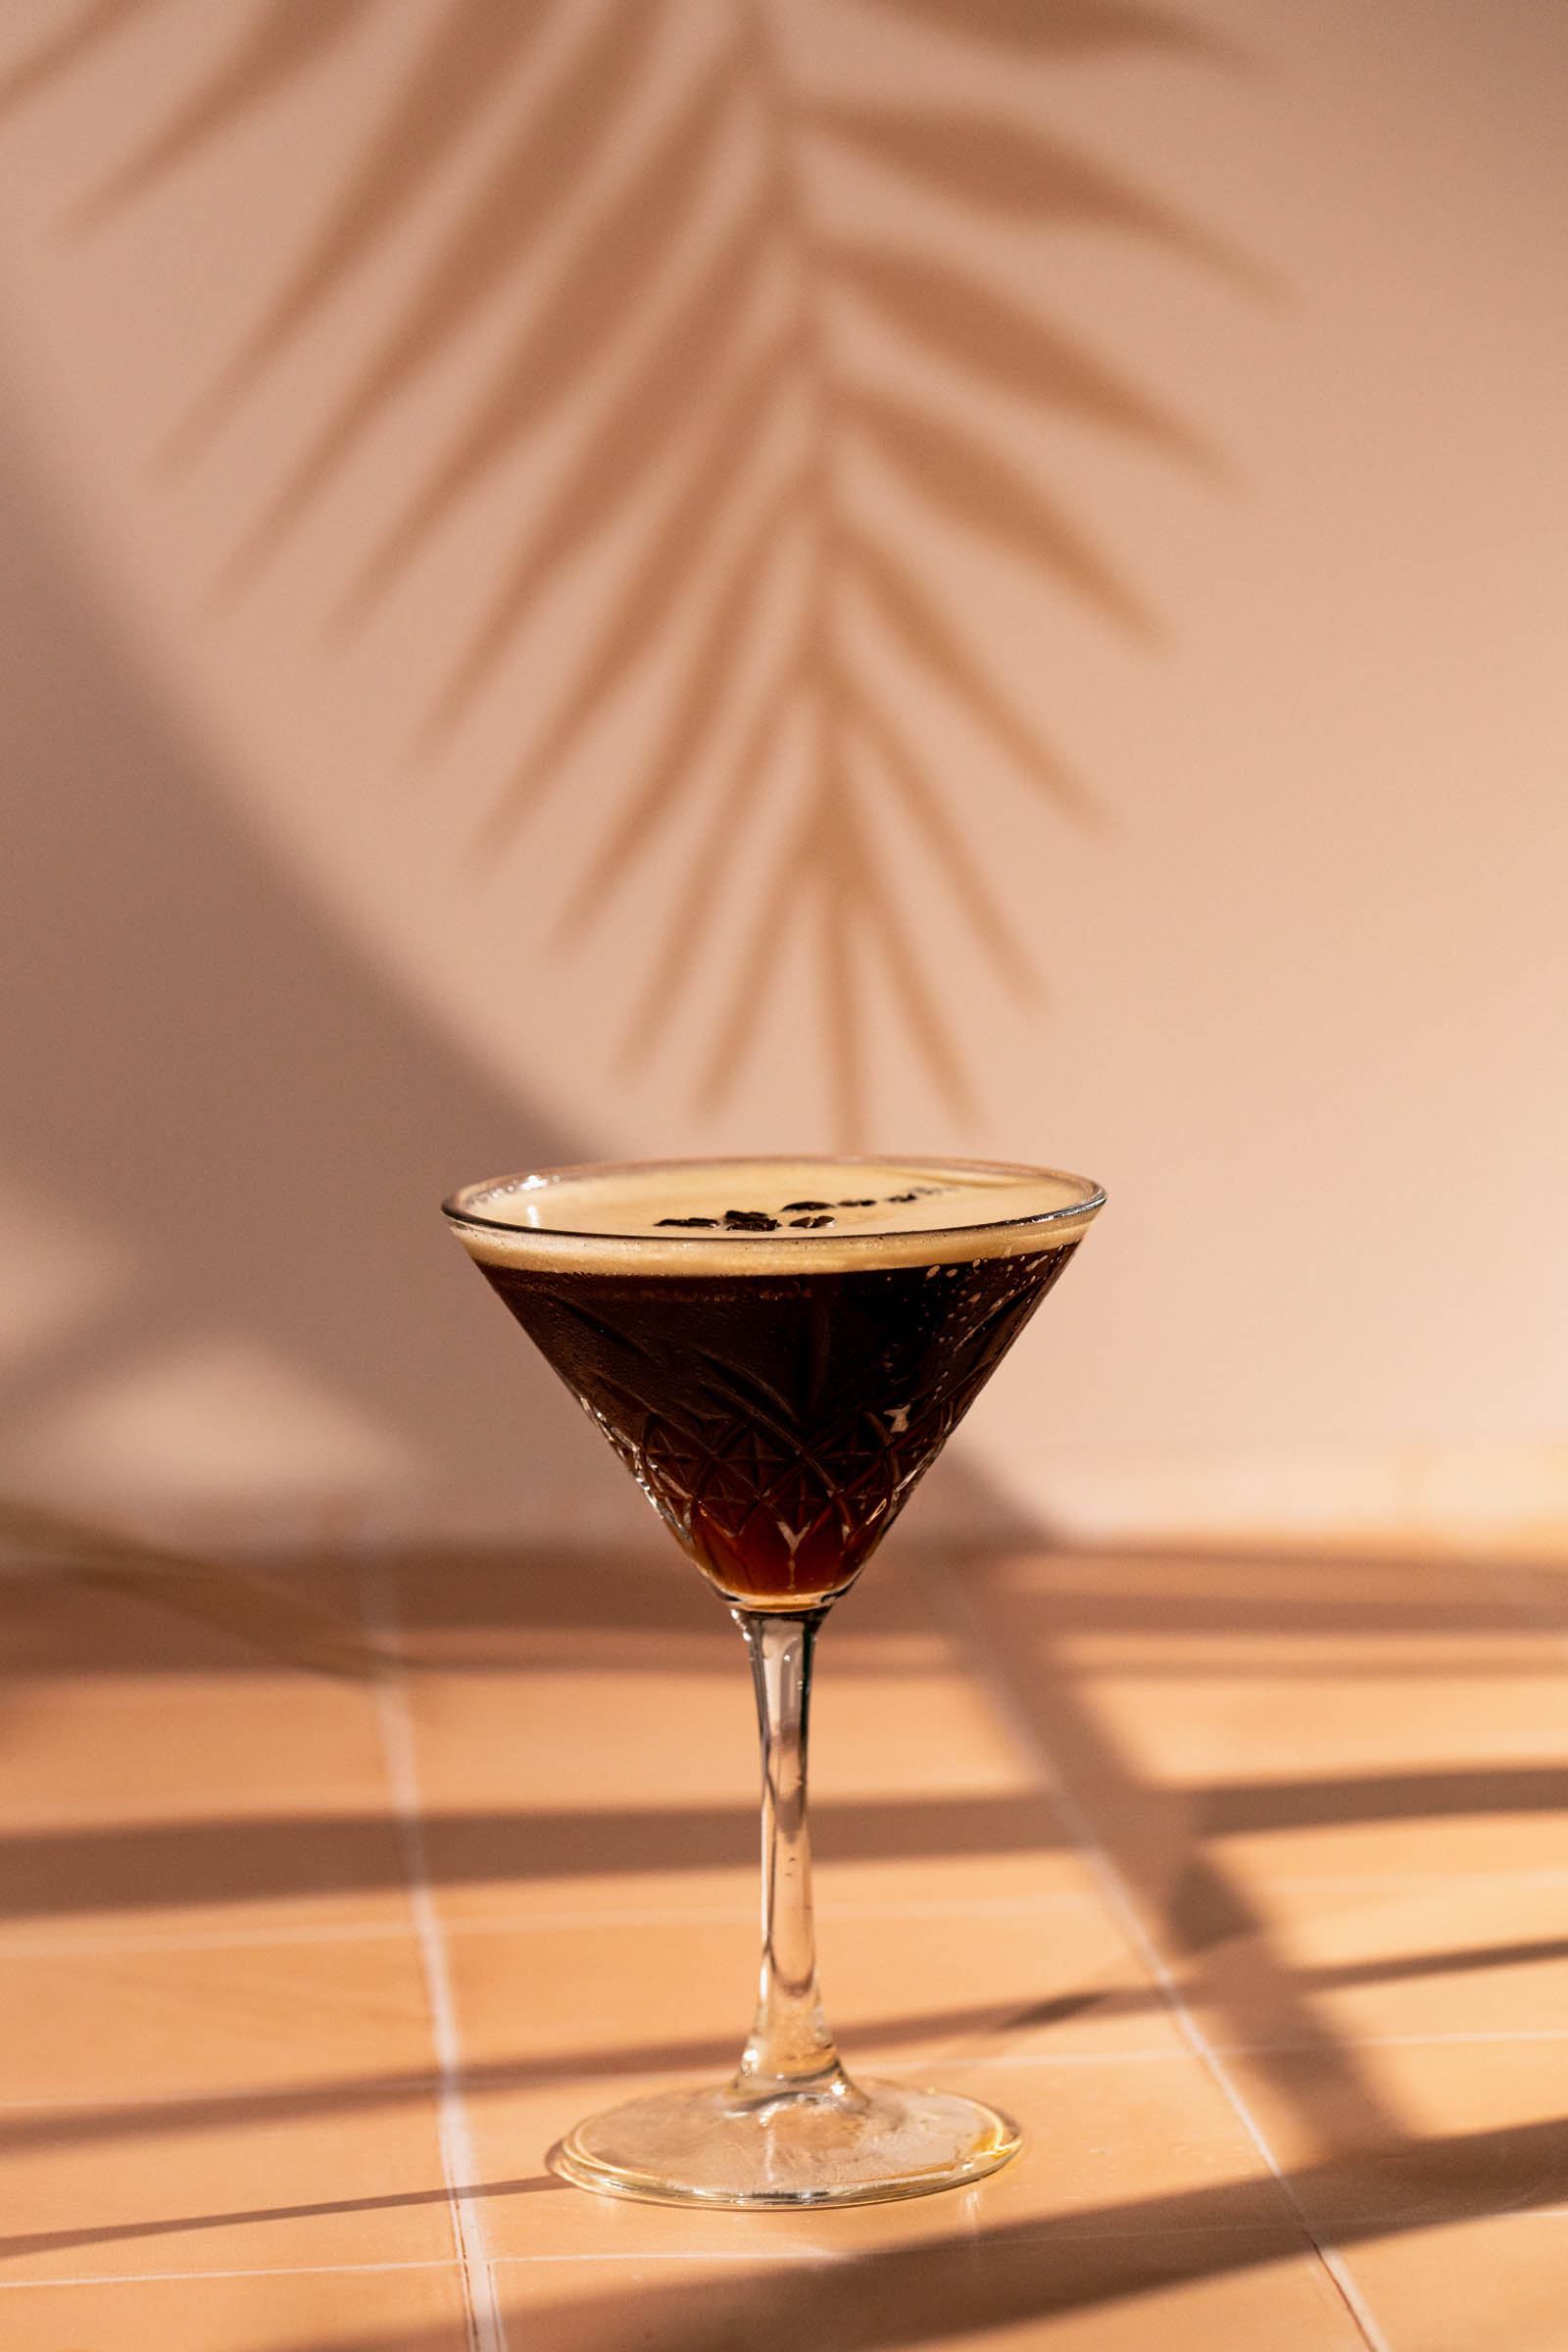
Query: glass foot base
[[549, 2077, 1021, 2209]]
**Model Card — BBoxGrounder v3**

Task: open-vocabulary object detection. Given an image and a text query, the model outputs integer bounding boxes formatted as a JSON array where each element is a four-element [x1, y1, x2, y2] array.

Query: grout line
[[0, 1785, 394, 1831], [1212, 2029, 1568, 2051], [0, 2261, 459, 2290], [3, 2028, 1565, 2121], [358, 1558, 507, 2352], [918, 1558, 1393, 2352], [489, 2248, 845, 2268], [1263, 1869, 1568, 1888], [17, 2210, 1568, 2297], [3, 2020, 1561, 2126], [22, 1857, 1568, 1959], [0, 1919, 439, 1958], [954, 2025, 1568, 2067], [858, 2048, 1186, 2072], [0, 1889, 1098, 1960]]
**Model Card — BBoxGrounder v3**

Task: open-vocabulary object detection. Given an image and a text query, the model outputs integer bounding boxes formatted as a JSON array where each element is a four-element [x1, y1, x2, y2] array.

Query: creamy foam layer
[[444, 1156, 1103, 1274]]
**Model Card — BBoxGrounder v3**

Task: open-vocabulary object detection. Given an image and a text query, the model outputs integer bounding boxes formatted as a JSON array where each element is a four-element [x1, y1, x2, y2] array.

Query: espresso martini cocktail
[[444, 1155, 1104, 2207]]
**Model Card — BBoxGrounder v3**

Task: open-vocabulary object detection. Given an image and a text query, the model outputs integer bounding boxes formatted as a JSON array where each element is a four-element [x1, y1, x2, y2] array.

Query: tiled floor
[[2, 1527, 1566, 2348]]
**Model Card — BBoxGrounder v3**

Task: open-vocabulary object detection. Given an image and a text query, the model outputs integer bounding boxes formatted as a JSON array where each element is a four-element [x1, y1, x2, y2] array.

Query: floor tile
[[0, 1675, 388, 1823], [473, 2051, 1370, 2345], [420, 1792, 1094, 1929], [0, 1561, 365, 1683], [426, 1852, 1102, 1931], [1078, 1663, 1568, 1796], [0, 2095, 457, 2282], [398, 1652, 1030, 1809], [0, 1798, 413, 1947], [1208, 1810, 1568, 1886], [1344, 2211, 1568, 2352], [439, 1895, 1169, 2105], [486, 2237, 1367, 2351], [3, 1525, 1562, 2346], [0, 2262, 471, 2351], [466, 2053, 1305, 2264], [405, 1634, 1060, 1928], [1183, 1871, 1568, 2047], [1220, 2034, 1568, 2200], [0, 1592, 404, 1943], [395, 1664, 755, 1814], [0, 1932, 436, 2102]]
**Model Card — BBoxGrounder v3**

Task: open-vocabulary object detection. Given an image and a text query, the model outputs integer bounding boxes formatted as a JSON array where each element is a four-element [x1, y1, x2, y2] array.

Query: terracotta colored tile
[[0, 1565, 364, 1682], [809, 1667, 1038, 1799], [397, 1665, 754, 1813], [814, 1853, 1110, 1915], [1069, 1656, 1567, 1790], [821, 1910, 1172, 2065], [421, 1786, 1090, 1930], [0, 1673, 389, 1822], [487, 2239, 1366, 2350], [1182, 1873, 1568, 2049], [0, 2097, 457, 2282], [0, 1806, 414, 1948], [0, 1857, 417, 1953], [969, 1544, 1556, 1782], [983, 1542, 1526, 1634], [1344, 2212, 1568, 2352], [6, 1528, 1557, 2346], [848, 2058, 1308, 2238], [407, 1642, 1056, 1928], [393, 1536, 1024, 1796], [0, 1627, 406, 1942], [1057, 1627, 1555, 1679], [440, 1897, 1169, 2105], [0, 2263, 470, 2350], [0, 1787, 413, 1946], [402, 1653, 1027, 1805], [1211, 1812, 1568, 1886], [0, 1932, 435, 2101], [467, 2054, 1321, 2267], [1217, 2029, 1568, 2200], [429, 1865, 1106, 1950], [434, 1870, 761, 1931]]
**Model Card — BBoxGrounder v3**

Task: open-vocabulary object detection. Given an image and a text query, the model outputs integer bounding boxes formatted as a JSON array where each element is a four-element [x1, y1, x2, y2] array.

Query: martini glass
[[443, 1154, 1103, 2208]]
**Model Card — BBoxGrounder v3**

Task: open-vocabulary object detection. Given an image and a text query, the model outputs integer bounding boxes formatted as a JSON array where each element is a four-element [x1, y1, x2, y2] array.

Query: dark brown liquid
[[476, 1246, 1076, 1607]]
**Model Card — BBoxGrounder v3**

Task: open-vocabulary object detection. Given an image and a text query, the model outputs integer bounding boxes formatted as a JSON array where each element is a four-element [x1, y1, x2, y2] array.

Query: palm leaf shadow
[[0, 0, 1249, 1142], [0, 0, 168, 119]]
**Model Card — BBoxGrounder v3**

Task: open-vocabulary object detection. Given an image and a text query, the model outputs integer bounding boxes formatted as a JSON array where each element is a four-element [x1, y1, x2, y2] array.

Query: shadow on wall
[[0, 377, 1049, 1544], [0, 395, 617, 1529], [0, 0, 1247, 1525], [0, 0, 1250, 1142]]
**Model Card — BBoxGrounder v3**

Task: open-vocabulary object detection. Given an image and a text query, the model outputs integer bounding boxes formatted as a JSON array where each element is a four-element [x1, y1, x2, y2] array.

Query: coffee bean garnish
[[661, 1185, 948, 1233]]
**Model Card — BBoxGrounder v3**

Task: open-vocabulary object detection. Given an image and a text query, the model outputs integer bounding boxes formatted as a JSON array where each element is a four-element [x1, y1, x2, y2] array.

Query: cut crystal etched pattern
[[482, 1247, 1075, 1602]]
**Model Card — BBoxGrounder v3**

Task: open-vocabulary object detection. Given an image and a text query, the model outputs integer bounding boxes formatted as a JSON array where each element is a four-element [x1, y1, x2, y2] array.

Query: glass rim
[[441, 1152, 1105, 1251]]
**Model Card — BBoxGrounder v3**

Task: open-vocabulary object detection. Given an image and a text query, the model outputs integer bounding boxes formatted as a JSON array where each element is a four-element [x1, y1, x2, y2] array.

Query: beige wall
[[0, 0, 1564, 1546]]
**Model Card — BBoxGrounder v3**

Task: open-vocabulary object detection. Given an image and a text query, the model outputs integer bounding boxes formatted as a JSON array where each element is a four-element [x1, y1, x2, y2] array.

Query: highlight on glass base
[[442, 1155, 1104, 2210], [551, 2077, 1022, 2211]]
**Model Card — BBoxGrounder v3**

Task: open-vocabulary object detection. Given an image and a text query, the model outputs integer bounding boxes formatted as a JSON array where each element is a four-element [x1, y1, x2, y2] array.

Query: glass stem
[[732, 1606, 851, 2104]]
